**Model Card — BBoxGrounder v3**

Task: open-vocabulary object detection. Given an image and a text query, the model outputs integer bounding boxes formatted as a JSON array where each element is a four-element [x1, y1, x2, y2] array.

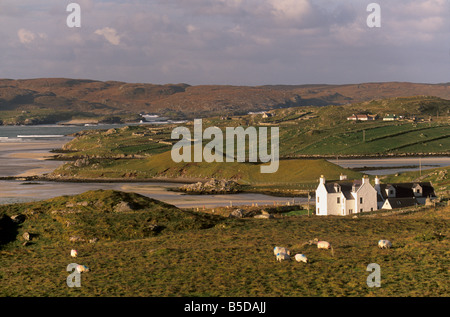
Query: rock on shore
[[179, 178, 241, 194]]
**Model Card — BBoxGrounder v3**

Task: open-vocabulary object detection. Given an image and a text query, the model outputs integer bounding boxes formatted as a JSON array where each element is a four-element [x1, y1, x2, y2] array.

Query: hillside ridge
[[1, 78, 449, 118]]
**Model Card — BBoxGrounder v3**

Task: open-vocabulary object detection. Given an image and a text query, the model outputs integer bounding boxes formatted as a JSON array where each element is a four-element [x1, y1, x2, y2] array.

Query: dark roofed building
[[382, 197, 419, 209], [374, 176, 436, 209]]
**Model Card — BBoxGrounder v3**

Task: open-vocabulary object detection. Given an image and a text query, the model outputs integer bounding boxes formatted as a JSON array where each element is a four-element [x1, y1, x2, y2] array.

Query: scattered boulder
[[73, 158, 90, 168], [113, 201, 138, 212], [10, 214, 26, 224], [179, 178, 241, 194], [144, 224, 163, 235], [69, 236, 85, 243], [104, 128, 117, 135], [229, 209, 244, 218]]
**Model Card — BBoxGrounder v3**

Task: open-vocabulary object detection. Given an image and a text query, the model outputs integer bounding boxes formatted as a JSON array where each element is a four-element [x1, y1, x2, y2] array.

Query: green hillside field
[[0, 190, 448, 297], [51, 150, 363, 194]]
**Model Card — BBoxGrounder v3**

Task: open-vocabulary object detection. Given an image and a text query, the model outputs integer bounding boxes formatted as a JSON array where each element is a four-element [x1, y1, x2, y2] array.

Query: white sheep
[[70, 249, 78, 257], [378, 240, 392, 249], [317, 241, 331, 249], [276, 252, 290, 262], [76, 265, 90, 273], [273, 246, 290, 256], [311, 238, 334, 256], [294, 254, 308, 263]]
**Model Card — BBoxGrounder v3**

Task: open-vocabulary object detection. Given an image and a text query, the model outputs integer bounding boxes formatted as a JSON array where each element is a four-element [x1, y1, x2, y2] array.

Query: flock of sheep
[[274, 238, 392, 263], [68, 239, 392, 273]]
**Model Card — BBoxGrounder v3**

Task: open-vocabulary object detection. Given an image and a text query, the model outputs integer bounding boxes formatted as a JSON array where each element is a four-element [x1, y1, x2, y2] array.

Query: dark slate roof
[[324, 181, 361, 199], [377, 182, 436, 200], [384, 197, 419, 208]]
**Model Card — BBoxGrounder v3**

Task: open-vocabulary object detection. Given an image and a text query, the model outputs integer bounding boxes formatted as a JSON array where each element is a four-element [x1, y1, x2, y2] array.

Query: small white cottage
[[315, 175, 378, 216]]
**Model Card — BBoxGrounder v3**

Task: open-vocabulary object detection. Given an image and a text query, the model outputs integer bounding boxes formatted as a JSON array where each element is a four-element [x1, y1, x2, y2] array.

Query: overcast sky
[[0, 0, 449, 85]]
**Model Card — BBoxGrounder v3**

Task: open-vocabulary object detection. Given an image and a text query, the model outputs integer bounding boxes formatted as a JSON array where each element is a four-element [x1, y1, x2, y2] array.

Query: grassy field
[[51, 150, 363, 195], [0, 190, 448, 297], [56, 115, 450, 160], [53, 95, 450, 159]]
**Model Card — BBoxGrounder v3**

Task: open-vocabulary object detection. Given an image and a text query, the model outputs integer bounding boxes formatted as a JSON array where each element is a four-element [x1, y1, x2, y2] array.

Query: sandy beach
[[0, 140, 67, 178]]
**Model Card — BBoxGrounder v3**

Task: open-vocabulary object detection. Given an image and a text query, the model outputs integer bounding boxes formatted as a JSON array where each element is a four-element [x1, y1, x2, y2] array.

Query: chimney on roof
[[375, 176, 380, 185], [362, 175, 369, 184], [320, 175, 325, 185], [340, 173, 347, 180]]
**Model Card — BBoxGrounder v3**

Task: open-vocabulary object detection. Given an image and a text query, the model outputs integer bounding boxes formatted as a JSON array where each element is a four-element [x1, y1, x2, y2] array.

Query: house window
[[360, 197, 363, 204], [337, 197, 340, 204], [360, 208, 363, 212], [317, 197, 319, 203], [349, 209, 353, 214], [317, 208, 320, 214]]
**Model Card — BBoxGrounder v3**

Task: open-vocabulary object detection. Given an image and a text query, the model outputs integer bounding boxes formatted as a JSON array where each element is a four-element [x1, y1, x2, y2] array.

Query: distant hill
[[1, 78, 449, 118]]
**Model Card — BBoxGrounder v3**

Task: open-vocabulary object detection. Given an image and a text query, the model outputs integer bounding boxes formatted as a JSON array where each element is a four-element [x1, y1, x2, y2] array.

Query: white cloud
[[269, 0, 312, 20], [17, 28, 47, 44], [94, 27, 121, 45], [18, 28, 35, 44], [186, 24, 198, 34]]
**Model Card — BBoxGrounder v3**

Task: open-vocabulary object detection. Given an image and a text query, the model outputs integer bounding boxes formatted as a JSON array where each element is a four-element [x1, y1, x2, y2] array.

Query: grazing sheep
[[70, 249, 78, 257], [273, 246, 290, 256], [317, 241, 331, 249], [76, 265, 90, 273], [276, 252, 290, 262], [294, 254, 308, 263], [378, 240, 392, 249], [311, 238, 334, 256]]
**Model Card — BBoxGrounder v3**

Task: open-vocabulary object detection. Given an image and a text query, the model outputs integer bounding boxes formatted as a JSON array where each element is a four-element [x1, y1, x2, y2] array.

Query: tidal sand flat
[[0, 141, 67, 177]]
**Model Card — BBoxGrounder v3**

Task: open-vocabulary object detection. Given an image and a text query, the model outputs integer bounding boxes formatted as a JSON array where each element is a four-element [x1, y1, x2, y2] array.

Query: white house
[[383, 114, 398, 121], [347, 114, 377, 121], [315, 175, 378, 216]]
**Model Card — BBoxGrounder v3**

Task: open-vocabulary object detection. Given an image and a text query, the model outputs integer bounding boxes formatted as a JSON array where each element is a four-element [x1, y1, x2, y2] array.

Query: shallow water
[[0, 180, 305, 208]]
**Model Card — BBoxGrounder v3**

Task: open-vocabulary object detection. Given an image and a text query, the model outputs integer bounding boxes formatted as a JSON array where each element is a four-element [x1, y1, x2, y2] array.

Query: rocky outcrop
[[179, 178, 241, 194], [113, 201, 138, 212]]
